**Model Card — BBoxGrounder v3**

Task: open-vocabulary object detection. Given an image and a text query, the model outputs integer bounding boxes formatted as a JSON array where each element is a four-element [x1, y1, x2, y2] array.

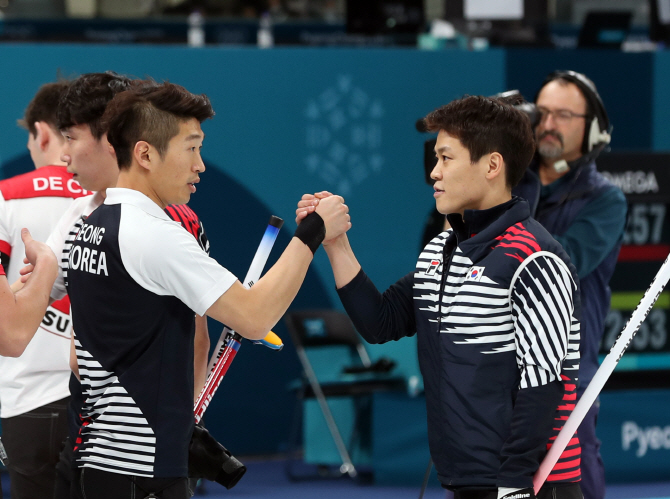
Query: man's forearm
[[207, 237, 313, 340], [0, 253, 57, 356], [337, 270, 415, 344], [323, 235, 361, 289]]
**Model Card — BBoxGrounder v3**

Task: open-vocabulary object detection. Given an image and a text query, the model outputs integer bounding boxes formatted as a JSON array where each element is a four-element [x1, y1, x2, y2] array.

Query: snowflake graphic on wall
[[304, 75, 385, 196]]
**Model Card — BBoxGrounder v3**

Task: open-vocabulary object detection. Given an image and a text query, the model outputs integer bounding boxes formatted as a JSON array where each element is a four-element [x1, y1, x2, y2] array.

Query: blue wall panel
[[599, 389, 670, 482], [653, 51, 670, 150]]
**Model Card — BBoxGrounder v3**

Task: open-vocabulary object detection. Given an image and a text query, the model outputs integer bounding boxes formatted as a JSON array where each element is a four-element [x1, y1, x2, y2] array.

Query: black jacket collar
[[446, 197, 527, 245]]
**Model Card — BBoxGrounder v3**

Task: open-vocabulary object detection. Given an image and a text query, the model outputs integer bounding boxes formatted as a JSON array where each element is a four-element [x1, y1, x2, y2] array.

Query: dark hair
[[19, 81, 71, 137], [422, 95, 535, 189], [539, 76, 592, 118], [57, 71, 134, 139], [101, 80, 214, 170]]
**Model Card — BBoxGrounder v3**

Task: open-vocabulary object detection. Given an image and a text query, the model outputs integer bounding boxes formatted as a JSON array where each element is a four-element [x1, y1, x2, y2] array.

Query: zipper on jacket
[[437, 234, 457, 334]]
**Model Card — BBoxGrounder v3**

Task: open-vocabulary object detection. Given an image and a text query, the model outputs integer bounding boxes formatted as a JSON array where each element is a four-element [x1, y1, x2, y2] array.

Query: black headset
[[536, 70, 612, 157]]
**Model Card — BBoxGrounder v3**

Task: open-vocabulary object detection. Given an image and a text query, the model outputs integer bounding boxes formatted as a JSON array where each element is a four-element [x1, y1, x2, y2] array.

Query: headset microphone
[[553, 160, 569, 174]]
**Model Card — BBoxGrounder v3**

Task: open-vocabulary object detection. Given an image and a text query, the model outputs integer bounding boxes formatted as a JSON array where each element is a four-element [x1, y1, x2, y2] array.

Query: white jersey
[[67, 188, 236, 476], [0, 166, 90, 418], [47, 192, 105, 303]]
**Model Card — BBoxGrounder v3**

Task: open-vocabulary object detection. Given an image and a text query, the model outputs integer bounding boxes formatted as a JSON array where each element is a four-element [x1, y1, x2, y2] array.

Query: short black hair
[[19, 81, 71, 137], [102, 80, 214, 170], [57, 71, 134, 139], [422, 95, 535, 189]]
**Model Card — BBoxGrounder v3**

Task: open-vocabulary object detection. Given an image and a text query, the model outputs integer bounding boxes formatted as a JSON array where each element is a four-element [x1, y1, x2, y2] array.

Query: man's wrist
[[323, 233, 347, 250], [35, 248, 57, 264], [294, 212, 325, 255]]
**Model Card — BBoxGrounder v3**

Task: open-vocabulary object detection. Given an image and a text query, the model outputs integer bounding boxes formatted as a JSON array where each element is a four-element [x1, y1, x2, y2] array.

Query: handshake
[[294, 191, 351, 249]]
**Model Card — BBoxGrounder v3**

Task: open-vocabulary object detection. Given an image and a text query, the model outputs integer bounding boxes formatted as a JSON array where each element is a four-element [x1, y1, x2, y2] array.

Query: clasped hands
[[295, 191, 350, 245]]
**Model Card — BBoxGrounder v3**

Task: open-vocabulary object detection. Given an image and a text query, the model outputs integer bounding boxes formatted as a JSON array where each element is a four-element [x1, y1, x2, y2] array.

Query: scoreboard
[[598, 152, 670, 381]]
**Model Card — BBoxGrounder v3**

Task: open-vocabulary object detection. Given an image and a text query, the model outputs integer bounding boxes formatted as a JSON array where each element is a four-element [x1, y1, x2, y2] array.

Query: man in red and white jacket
[[0, 81, 90, 499]]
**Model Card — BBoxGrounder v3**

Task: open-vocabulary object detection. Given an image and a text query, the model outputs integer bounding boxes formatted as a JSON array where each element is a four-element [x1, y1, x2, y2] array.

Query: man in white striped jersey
[[64, 80, 350, 499], [42, 72, 223, 499], [297, 94, 583, 499]]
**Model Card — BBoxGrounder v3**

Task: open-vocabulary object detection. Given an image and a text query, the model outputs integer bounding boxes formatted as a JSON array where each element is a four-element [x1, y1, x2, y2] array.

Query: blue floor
[[2, 460, 669, 499], [200, 459, 670, 499]]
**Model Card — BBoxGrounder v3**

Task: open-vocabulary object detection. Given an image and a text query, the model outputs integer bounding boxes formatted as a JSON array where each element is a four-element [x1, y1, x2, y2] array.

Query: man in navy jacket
[[514, 71, 627, 499], [298, 94, 584, 499]]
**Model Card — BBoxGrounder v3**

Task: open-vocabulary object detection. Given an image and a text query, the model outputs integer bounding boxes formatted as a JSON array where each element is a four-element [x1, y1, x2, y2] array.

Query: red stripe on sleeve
[[505, 253, 525, 263], [0, 240, 12, 257], [499, 240, 535, 256], [506, 224, 542, 251]]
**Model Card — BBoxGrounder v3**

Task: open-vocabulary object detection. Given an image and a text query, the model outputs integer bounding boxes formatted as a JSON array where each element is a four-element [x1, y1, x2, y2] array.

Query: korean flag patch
[[467, 266, 485, 281], [425, 259, 441, 276]]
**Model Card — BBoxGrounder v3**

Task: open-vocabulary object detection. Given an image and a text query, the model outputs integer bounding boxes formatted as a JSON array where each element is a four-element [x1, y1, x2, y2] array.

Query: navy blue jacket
[[338, 197, 582, 488], [514, 160, 627, 387]]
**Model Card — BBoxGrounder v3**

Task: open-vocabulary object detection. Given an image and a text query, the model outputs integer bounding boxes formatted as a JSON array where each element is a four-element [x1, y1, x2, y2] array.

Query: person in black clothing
[[297, 94, 584, 499]]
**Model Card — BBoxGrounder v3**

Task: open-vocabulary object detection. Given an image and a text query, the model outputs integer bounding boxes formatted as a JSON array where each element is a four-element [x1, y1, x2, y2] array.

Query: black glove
[[498, 488, 536, 499], [188, 424, 246, 489]]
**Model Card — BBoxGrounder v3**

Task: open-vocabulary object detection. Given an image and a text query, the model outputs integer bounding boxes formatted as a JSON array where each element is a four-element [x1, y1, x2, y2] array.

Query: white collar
[[104, 188, 170, 221]]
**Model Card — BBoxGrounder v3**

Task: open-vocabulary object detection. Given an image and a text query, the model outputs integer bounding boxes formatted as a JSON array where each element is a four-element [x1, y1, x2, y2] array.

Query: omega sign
[[601, 170, 659, 195], [597, 152, 669, 201]]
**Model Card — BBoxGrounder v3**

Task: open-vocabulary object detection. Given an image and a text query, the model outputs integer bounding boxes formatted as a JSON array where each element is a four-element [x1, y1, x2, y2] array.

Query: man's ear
[[486, 152, 505, 181], [134, 141, 153, 171], [34, 121, 50, 151], [98, 133, 116, 157]]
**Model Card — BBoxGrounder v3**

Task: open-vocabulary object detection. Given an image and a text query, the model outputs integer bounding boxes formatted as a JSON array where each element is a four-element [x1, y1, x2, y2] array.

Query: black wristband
[[294, 212, 326, 255]]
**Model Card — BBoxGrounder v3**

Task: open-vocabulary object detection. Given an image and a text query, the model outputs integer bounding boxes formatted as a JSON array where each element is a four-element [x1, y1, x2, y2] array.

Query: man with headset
[[514, 70, 627, 499]]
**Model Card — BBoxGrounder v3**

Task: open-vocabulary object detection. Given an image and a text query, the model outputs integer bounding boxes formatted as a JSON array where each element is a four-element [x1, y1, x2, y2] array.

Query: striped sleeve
[[510, 252, 576, 389], [164, 204, 210, 255]]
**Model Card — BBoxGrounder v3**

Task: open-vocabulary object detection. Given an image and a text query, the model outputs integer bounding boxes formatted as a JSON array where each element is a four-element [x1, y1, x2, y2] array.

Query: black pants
[[1, 397, 69, 499], [54, 437, 200, 499], [79, 468, 191, 499], [453, 483, 584, 499], [53, 436, 77, 499]]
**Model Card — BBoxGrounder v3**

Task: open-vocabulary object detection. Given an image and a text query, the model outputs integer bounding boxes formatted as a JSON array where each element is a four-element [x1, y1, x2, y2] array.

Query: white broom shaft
[[533, 253, 670, 492], [206, 216, 283, 372]]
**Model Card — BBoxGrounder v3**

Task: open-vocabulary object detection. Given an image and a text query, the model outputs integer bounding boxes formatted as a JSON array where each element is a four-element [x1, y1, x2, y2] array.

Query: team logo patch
[[467, 266, 485, 281], [425, 259, 441, 276]]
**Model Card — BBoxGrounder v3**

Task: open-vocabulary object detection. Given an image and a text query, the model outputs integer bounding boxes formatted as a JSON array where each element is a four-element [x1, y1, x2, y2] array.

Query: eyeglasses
[[536, 106, 588, 124]]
